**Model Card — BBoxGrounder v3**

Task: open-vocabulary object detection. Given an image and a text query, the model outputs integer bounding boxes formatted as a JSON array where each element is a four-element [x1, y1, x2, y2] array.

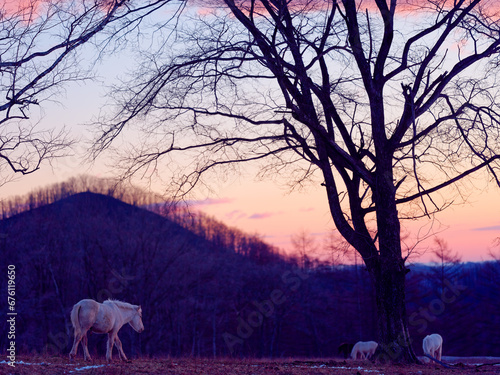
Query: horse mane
[[104, 299, 137, 310]]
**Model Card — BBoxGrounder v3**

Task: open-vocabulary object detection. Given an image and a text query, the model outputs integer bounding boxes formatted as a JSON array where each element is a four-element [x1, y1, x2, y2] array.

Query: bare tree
[[432, 237, 461, 265], [324, 231, 359, 266], [94, 0, 500, 362], [0, 0, 182, 182], [431, 237, 462, 293], [488, 237, 500, 261], [291, 229, 317, 269], [0, 0, 113, 180]]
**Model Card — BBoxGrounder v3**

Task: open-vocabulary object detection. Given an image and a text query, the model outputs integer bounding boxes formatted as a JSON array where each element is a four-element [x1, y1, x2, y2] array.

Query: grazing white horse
[[69, 299, 144, 362], [350, 341, 378, 360], [422, 333, 443, 362]]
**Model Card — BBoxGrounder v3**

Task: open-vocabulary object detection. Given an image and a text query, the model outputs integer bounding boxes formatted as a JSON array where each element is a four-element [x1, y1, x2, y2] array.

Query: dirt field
[[1, 356, 500, 375]]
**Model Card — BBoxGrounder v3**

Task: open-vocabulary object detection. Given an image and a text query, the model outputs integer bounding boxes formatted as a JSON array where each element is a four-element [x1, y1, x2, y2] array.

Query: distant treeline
[[0, 176, 285, 265], [0, 179, 498, 359], [0, 175, 165, 219]]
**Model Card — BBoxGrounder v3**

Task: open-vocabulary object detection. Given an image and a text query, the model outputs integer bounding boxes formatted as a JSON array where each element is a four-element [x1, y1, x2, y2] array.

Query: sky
[[180, 179, 500, 263], [1, 0, 500, 264], [4, 153, 500, 264]]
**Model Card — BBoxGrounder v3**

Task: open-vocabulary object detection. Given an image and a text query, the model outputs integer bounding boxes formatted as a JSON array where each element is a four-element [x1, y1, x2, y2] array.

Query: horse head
[[130, 306, 144, 333]]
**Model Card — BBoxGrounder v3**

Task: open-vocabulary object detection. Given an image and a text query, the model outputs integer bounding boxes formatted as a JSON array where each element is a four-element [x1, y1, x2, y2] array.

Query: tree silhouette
[[94, 0, 500, 362], [0, 0, 183, 183], [0, 1, 121, 181], [431, 237, 462, 293], [291, 230, 317, 269]]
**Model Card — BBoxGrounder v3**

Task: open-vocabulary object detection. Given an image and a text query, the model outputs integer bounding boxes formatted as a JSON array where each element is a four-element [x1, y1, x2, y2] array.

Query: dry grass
[[2, 356, 499, 374]]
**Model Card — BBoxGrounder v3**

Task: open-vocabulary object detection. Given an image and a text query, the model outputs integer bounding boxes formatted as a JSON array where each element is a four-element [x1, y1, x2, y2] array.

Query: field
[[2, 357, 500, 375]]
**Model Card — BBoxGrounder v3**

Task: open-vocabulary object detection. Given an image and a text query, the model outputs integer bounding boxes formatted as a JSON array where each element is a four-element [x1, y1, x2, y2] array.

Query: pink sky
[[2, 134, 499, 265], [2, 0, 500, 264], [2, 128, 499, 264], [179, 175, 500, 264]]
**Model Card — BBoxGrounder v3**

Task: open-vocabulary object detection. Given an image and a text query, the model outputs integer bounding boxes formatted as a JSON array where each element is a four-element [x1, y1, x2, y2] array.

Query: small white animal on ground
[[350, 341, 378, 360], [422, 333, 443, 362]]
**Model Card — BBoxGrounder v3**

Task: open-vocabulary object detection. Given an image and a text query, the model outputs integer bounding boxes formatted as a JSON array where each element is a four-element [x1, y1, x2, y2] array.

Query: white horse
[[69, 299, 144, 362], [350, 341, 378, 360], [422, 333, 443, 362]]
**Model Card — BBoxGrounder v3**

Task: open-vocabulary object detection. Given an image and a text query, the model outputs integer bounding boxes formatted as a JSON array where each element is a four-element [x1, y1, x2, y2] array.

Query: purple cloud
[[225, 210, 247, 221], [472, 225, 500, 231], [186, 197, 233, 206], [248, 212, 281, 219]]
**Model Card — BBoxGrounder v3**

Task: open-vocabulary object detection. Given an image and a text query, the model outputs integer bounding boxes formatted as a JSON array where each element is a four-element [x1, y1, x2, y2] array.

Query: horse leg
[[114, 335, 129, 361], [106, 332, 115, 362], [436, 346, 442, 361], [82, 333, 92, 361], [69, 331, 83, 361]]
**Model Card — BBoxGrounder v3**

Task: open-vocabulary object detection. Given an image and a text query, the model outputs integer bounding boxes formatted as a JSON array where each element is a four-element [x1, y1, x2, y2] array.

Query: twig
[[423, 354, 452, 369], [474, 362, 500, 369]]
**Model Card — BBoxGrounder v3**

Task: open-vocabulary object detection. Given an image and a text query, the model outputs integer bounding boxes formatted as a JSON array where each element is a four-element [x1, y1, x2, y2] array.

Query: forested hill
[[0, 191, 294, 357], [0, 191, 499, 359]]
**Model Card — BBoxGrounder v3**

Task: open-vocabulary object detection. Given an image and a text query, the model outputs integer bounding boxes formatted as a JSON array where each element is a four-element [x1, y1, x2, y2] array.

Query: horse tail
[[70, 302, 82, 334]]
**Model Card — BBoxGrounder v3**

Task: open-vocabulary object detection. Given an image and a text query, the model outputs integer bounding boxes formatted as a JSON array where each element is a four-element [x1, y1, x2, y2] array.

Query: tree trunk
[[368, 165, 419, 363], [370, 261, 419, 363]]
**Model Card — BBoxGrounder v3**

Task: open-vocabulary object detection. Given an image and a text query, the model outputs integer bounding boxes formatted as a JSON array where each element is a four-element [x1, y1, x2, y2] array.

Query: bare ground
[[1, 356, 500, 375]]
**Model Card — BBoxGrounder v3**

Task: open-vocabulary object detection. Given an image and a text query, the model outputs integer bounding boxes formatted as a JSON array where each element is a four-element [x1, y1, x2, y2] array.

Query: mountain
[[1, 191, 499, 359], [0, 192, 271, 356]]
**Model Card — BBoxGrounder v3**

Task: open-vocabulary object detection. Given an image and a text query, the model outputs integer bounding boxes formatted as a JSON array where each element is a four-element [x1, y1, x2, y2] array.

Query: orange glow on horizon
[[192, 177, 500, 264]]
